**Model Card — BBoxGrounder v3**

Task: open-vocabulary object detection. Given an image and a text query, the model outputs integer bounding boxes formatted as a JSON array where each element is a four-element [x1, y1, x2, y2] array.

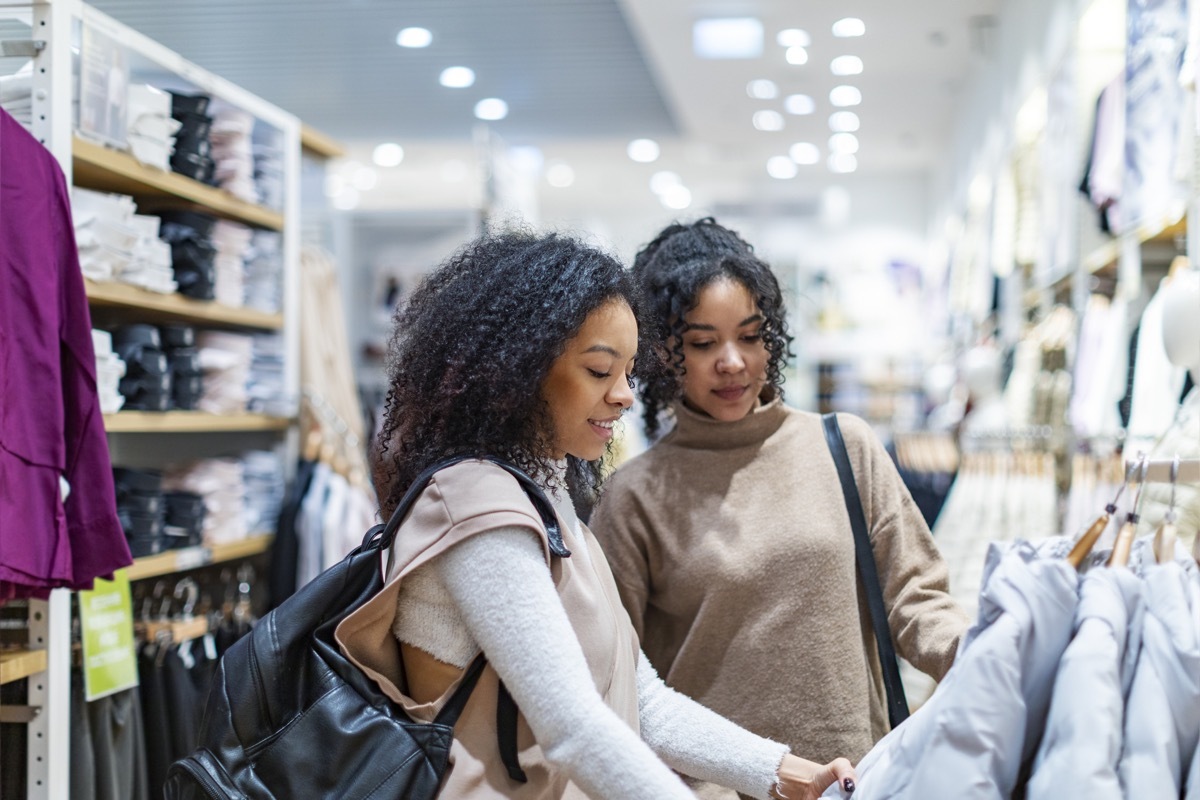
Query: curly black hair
[[631, 217, 794, 439], [373, 227, 658, 520]]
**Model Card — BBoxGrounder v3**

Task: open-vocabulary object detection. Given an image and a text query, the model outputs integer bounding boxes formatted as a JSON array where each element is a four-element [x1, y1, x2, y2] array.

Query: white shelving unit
[[0, 2, 302, 797]]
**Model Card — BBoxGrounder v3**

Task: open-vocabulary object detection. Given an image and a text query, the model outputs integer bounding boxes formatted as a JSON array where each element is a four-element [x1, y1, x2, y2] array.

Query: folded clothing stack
[[253, 124, 285, 210], [72, 188, 175, 292], [158, 210, 217, 300], [211, 220, 253, 308], [210, 104, 257, 204], [114, 324, 171, 411], [0, 62, 32, 131], [196, 330, 253, 415], [93, 329, 127, 415], [126, 84, 180, 171], [162, 491, 205, 549], [169, 92, 215, 185], [161, 325, 204, 410], [248, 333, 294, 417], [113, 467, 166, 558], [243, 230, 283, 313], [241, 450, 286, 535], [164, 459, 247, 546]]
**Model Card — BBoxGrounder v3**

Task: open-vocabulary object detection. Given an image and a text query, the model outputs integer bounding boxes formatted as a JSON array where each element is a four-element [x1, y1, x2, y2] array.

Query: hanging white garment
[[826, 538, 1079, 800], [1126, 284, 1188, 453], [319, 470, 350, 571], [1117, 558, 1200, 798], [294, 462, 332, 589], [1026, 567, 1146, 800]]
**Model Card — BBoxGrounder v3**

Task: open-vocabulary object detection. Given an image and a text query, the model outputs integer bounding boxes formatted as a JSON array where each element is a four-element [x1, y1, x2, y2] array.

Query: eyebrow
[[685, 314, 763, 331], [583, 344, 624, 357]]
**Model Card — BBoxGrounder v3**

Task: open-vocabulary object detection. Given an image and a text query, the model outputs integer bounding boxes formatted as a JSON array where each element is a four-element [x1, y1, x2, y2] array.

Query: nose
[[607, 375, 634, 409], [716, 342, 746, 373]]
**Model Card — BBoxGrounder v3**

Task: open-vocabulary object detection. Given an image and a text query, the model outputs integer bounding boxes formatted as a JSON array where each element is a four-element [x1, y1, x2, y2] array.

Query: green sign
[[78, 569, 139, 701]]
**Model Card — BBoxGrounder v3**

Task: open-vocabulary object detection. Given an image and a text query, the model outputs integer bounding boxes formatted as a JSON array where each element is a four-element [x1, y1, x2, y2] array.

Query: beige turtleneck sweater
[[591, 398, 970, 771]]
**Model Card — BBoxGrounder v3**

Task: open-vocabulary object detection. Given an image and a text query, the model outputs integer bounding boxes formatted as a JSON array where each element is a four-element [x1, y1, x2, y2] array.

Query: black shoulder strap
[[821, 413, 910, 729]]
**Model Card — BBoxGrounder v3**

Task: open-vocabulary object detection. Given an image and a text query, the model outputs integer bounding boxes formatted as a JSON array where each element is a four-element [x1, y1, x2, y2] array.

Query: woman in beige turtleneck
[[591, 219, 970, 796]]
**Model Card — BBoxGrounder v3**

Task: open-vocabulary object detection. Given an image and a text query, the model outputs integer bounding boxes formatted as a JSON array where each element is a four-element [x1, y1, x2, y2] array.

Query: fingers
[[828, 757, 857, 794]]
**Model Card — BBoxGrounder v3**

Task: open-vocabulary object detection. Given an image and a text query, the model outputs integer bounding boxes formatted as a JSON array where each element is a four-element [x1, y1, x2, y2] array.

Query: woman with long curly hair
[[590, 218, 970, 794], [336, 228, 856, 799]]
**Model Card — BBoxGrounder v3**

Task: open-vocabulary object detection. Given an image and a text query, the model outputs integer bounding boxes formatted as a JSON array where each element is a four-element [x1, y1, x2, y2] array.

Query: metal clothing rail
[[1124, 457, 1200, 484]]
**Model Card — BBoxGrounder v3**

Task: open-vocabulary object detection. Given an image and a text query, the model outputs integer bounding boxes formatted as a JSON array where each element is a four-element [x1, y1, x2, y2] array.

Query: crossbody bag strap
[[821, 413, 910, 729]]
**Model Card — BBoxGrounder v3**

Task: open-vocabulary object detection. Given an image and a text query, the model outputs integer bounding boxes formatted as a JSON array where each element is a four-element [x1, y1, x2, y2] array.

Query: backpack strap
[[821, 413, 910, 729]]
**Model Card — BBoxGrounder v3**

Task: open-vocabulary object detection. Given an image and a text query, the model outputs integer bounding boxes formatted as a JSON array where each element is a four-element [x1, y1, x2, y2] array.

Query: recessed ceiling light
[[546, 161, 574, 188], [660, 184, 692, 210], [396, 27, 432, 48], [694, 18, 763, 59], [767, 156, 798, 179], [830, 111, 861, 132], [830, 85, 863, 107], [833, 18, 866, 38], [829, 133, 859, 154], [789, 142, 820, 164], [372, 142, 404, 167], [777, 28, 811, 48], [786, 46, 809, 65], [439, 66, 475, 88], [784, 94, 815, 115], [753, 110, 785, 131], [650, 171, 682, 195], [747, 79, 778, 100], [829, 153, 858, 173], [831, 55, 864, 76], [627, 138, 661, 163], [474, 98, 508, 121]]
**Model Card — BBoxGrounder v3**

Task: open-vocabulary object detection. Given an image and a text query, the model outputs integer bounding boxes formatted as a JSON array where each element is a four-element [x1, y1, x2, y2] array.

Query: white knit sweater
[[392, 476, 788, 799]]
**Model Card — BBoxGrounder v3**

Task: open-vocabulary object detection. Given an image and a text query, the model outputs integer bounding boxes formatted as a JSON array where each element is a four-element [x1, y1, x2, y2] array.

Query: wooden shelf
[[301, 124, 345, 159], [127, 533, 274, 582], [0, 648, 48, 685], [72, 137, 284, 231], [1080, 215, 1187, 276], [86, 280, 283, 330], [103, 411, 293, 433]]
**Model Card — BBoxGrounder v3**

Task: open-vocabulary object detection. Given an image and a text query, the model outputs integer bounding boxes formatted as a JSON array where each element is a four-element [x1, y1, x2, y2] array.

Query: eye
[[588, 368, 612, 379], [687, 340, 714, 350], [741, 332, 763, 343]]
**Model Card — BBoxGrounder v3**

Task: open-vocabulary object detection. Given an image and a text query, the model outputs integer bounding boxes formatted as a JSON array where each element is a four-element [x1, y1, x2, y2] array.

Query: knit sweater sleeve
[[636, 650, 787, 798], [838, 413, 971, 680], [434, 527, 695, 800]]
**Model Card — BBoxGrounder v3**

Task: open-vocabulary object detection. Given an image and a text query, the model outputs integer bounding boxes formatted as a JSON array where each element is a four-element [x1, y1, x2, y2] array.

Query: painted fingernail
[[843, 778, 856, 793]]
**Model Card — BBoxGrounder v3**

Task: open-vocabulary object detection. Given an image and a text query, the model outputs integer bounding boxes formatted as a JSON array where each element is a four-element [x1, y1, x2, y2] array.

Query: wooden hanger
[[1108, 458, 1148, 569], [1067, 458, 1138, 569]]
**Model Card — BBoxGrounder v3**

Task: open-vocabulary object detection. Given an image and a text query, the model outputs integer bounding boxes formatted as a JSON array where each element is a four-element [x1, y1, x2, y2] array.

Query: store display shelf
[[86, 280, 284, 330], [301, 124, 345, 159], [103, 411, 293, 433], [1079, 215, 1187, 277], [126, 533, 274, 582], [0, 648, 48, 685], [72, 137, 284, 231]]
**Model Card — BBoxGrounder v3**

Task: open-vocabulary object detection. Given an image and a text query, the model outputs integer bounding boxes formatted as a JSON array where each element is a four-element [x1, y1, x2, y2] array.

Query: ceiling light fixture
[[474, 98, 508, 121], [660, 184, 692, 210], [747, 79, 778, 100], [767, 156, 798, 179], [694, 18, 763, 59], [789, 142, 820, 164], [650, 171, 682, 195], [439, 66, 475, 88], [785, 46, 809, 65], [395, 27, 432, 48], [830, 55, 863, 76], [372, 142, 404, 167], [627, 138, 660, 163], [546, 161, 575, 188], [784, 94, 815, 115], [829, 111, 861, 132], [829, 85, 862, 107], [832, 17, 866, 38], [829, 153, 858, 173], [828, 133, 859, 154], [776, 28, 811, 48], [753, 110, 785, 131]]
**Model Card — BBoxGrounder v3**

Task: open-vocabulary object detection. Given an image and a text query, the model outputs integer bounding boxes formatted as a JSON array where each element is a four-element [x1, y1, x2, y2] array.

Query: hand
[[769, 754, 856, 800]]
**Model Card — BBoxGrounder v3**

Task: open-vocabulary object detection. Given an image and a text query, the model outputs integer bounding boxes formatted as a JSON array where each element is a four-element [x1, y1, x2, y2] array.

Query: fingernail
[[843, 778, 856, 793]]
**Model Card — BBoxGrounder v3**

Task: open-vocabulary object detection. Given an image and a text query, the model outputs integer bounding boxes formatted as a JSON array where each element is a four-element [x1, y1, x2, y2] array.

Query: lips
[[589, 418, 618, 441], [713, 385, 748, 401]]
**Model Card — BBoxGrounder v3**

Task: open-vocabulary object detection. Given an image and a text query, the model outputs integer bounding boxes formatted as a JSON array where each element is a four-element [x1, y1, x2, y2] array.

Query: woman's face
[[677, 278, 769, 422], [541, 299, 638, 461]]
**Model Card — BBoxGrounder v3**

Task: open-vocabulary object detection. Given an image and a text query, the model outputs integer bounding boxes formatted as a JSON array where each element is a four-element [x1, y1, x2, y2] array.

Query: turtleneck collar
[[664, 393, 789, 451]]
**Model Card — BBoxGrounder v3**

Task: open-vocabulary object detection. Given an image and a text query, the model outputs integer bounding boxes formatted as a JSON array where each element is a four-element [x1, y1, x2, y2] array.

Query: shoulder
[[413, 459, 545, 534]]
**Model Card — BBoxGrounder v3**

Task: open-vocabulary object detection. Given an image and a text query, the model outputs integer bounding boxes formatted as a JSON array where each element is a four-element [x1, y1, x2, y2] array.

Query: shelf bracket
[[0, 705, 41, 724], [0, 39, 45, 57]]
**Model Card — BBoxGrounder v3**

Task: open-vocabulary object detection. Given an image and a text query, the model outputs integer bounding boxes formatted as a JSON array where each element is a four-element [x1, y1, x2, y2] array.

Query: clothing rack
[[1124, 457, 1200, 484]]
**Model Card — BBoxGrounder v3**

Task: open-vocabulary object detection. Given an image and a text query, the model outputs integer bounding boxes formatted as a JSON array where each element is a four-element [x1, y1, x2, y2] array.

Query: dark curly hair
[[631, 217, 794, 439], [373, 227, 658, 520]]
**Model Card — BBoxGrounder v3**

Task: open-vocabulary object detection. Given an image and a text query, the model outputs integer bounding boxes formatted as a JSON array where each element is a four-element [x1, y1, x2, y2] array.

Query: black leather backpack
[[164, 456, 569, 799]]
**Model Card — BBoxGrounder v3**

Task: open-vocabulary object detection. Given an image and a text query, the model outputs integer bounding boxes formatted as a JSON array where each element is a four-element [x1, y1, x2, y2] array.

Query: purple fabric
[[0, 108, 130, 600]]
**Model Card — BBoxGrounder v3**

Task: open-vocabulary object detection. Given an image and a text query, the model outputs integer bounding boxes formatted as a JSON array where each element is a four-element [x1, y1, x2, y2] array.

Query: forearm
[[437, 528, 694, 800]]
